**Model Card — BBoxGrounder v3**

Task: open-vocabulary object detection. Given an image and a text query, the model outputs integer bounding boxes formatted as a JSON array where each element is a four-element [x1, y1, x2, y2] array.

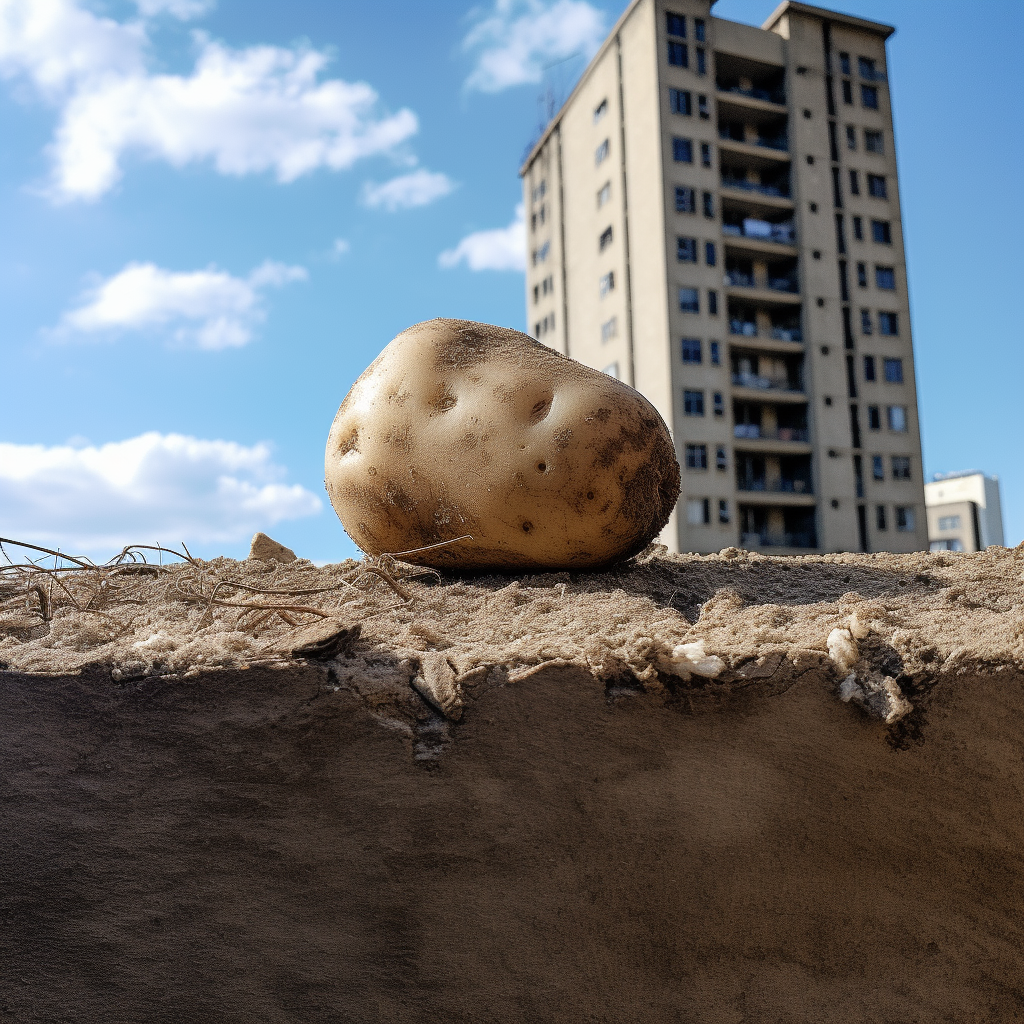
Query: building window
[[718, 498, 730, 523], [531, 241, 549, 265], [534, 322, 541, 337], [872, 454, 884, 480], [891, 456, 911, 480], [695, 17, 706, 42], [593, 98, 608, 123], [681, 337, 702, 363], [696, 48, 706, 76], [599, 271, 615, 296], [709, 340, 720, 364], [595, 139, 609, 165], [700, 141, 712, 166], [679, 287, 699, 312], [863, 354, 876, 381], [702, 191, 715, 218], [716, 445, 727, 471], [860, 308, 873, 334], [858, 56, 878, 78], [666, 12, 686, 37], [867, 174, 888, 199], [597, 181, 611, 207], [599, 226, 613, 251], [707, 289, 718, 315], [603, 361, 619, 379], [857, 261, 867, 287], [532, 179, 546, 202], [883, 357, 903, 383], [705, 241, 716, 266], [861, 84, 879, 109], [938, 514, 962, 531], [533, 284, 539, 304], [865, 130, 884, 154], [879, 311, 899, 336], [687, 497, 710, 525], [668, 41, 688, 67], [842, 79, 853, 104], [683, 389, 705, 415], [871, 219, 892, 244], [670, 88, 691, 115], [887, 405, 907, 431], [675, 185, 695, 212], [846, 125, 857, 150], [876, 265, 895, 289], [601, 316, 617, 342], [868, 405, 881, 429], [698, 94, 709, 119], [876, 505, 887, 530], [853, 215, 863, 241], [839, 52, 851, 75], [685, 443, 708, 469], [895, 505, 914, 530], [672, 137, 693, 163], [713, 391, 724, 416], [677, 236, 697, 262], [849, 169, 860, 195]]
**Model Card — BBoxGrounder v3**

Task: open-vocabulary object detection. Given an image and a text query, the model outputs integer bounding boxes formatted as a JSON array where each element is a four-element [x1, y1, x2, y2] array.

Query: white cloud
[[0, 0, 419, 201], [463, 0, 606, 93], [0, 432, 321, 553], [133, 0, 214, 19], [361, 168, 455, 212], [439, 204, 526, 271], [59, 259, 307, 349], [330, 238, 350, 258]]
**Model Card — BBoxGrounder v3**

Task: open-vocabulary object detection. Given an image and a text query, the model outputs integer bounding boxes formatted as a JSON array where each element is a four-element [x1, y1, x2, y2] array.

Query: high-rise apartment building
[[520, 0, 927, 554]]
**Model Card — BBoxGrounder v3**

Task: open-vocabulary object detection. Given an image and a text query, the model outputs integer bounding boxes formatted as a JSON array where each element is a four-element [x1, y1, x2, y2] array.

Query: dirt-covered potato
[[325, 319, 679, 570]]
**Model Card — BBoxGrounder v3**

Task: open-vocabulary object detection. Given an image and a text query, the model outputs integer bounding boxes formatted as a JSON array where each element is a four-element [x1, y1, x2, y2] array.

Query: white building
[[924, 472, 1004, 552]]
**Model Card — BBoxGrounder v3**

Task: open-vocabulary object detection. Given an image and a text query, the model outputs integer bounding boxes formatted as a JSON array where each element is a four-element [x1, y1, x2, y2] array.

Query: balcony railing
[[729, 319, 758, 337], [731, 371, 803, 393], [737, 479, 813, 494], [756, 135, 789, 151], [719, 85, 786, 105], [725, 270, 755, 287], [734, 425, 809, 442], [722, 220, 796, 245], [768, 276, 799, 293], [769, 326, 802, 341], [741, 531, 817, 549], [721, 177, 790, 198]]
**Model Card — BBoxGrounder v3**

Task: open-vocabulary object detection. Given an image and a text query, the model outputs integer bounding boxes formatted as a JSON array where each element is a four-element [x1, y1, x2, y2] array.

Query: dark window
[[865, 130, 884, 154], [868, 405, 881, 429], [861, 308, 873, 335], [685, 443, 708, 469], [872, 454, 884, 479], [670, 88, 691, 115], [831, 166, 843, 207], [842, 79, 853, 104], [846, 124, 856, 150], [876, 505, 887, 530], [695, 17, 706, 42], [702, 190, 714, 218], [697, 94, 709, 118], [829, 120, 839, 160], [716, 445, 727, 470], [667, 12, 686, 37], [593, 98, 608, 122], [876, 265, 895, 289], [861, 84, 879, 109], [864, 355, 876, 380], [679, 287, 699, 312], [668, 41, 688, 67], [853, 215, 863, 240], [835, 214, 847, 253], [892, 456, 911, 480], [595, 139, 609, 165], [696, 48, 706, 76], [599, 226, 613, 251], [705, 240, 716, 266], [700, 141, 711, 166], [672, 137, 693, 162], [675, 186, 695, 212], [858, 56, 876, 78], [839, 260, 850, 301], [718, 498, 730, 522], [879, 311, 899, 335], [713, 391, 724, 416], [849, 169, 860, 195], [867, 173, 887, 198], [707, 289, 718, 315], [684, 389, 705, 416], [681, 337, 702, 363], [883, 357, 903, 383], [857, 261, 867, 287], [599, 271, 614, 296], [871, 219, 892, 243], [896, 506, 914, 531], [710, 340, 720, 364], [677, 236, 697, 262], [839, 52, 851, 75]]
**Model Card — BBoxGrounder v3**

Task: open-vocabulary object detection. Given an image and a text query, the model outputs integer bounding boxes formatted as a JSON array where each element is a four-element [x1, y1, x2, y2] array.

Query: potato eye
[[438, 396, 456, 411], [529, 395, 553, 423], [537, 462, 546, 473], [586, 491, 595, 500], [522, 521, 533, 533]]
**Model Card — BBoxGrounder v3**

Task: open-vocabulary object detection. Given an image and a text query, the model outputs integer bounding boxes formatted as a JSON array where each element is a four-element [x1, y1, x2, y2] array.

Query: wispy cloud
[[0, 432, 321, 554], [438, 204, 525, 271], [132, 0, 214, 19], [463, 0, 606, 93], [361, 168, 456, 211], [0, 0, 420, 201], [58, 260, 307, 349]]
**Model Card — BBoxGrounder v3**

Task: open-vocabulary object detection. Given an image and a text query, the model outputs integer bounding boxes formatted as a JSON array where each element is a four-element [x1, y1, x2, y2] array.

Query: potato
[[324, 319, 679, 570]]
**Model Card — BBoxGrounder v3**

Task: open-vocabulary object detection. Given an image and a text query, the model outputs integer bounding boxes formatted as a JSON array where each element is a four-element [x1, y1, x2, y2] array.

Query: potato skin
[[325, 319, 679, 570]]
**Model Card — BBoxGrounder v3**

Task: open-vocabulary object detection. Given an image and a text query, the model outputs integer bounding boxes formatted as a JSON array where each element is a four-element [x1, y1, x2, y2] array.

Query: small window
[[883, 357, 903, 383], [710, 340, 720, 365], [853, 215, 863, 240], [685, 443, 708, 469], [695, 17, 706, 43], [667, 12, 686, 37], [891, 456, 911, 480], [683, 389, 705, 416], [876, 265, 895, 289], [849, 169, 860, 195], [593, 98, 608, 123], [597, 181, 611, 207], [887, 405, 907, 431], [601, 316, 617, 342], [895, 506, 914, 531], [696, 47, 706, 76], [879, 311, 899, 336], [599, 225, 613, 251], [857, 261, 867, 287], [713, 391, 724, 416], [702, 191, 715, 218], [861, 84, 879, 109], [675, 185, 695, 212], [868, 405, 881, 429], [871, 454, 884, 480], [532, 241, 549, 265], [839, 52, 851, 75], [718, 498, 730, 523], [679, 287, 699, 313], [533, 284, 539, 304], [707, 289, 718, 315], [858, 56, 876, 78], [595, 139, 610, 165], [938, 514, 962, 531], [842, 80, 853, 105], [705, 240, 716, 266], [532, 180, 546, 202], [716, 446, 727, 471], [599, 271, 615, 296], [687, 497, 710, 525], [672, 137, 693, 163], [698, 94, 709, 119], [670, 88, 691, 115], [860, 308, 873, 335], [700, 142, 711, 166], [864, 129, 884, 154], [876, 505, 887, 530], [681, 337, 702, 363], [534, 322, 541, 337], [668, 41, 688, 67], [867, 173, 887, 199], [871, 220, 892, 244], [846, 125, 857, 150], [677, 236, 697, 262], [603, 361, 619, 379], [863, 355, 876, 381]]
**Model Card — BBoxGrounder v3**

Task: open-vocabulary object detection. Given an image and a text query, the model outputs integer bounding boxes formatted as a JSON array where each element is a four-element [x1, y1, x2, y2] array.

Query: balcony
[[731, 371, 802, 393], [737, 479, 813, 495], [725, 270, 755, 288], [734, 425, 809, 442], [729, 318, 758, 337], [721, 176, 790, 199], [767, 274, 798, 294], [723, 221, 796, 247], [717, 84, 785, 106], [769, 326, 802, 341], [741, 531, 817, 549]]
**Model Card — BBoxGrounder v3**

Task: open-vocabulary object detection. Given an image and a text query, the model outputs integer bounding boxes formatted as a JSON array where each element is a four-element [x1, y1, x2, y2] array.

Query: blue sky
[[1, 0, 1021, 562]]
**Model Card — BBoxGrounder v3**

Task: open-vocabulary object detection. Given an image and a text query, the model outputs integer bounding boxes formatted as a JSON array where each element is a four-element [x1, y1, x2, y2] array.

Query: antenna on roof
[[536, 52, 585, 134]]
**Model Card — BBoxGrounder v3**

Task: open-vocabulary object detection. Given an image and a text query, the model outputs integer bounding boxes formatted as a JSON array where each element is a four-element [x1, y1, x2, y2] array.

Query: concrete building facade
[[925, 472, 1004, 552], [520, 0, 927, 554]]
